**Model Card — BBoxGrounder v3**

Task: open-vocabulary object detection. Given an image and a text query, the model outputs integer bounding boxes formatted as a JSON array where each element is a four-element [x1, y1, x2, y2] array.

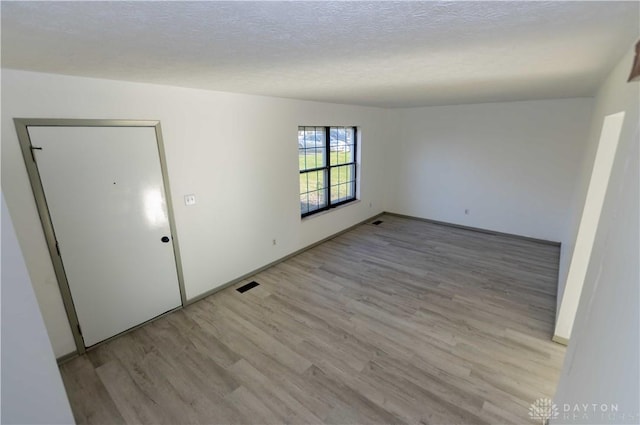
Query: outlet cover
[[184, 194, 196, 206]]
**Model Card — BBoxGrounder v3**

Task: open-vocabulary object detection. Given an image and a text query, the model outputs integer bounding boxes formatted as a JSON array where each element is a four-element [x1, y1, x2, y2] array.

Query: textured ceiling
[[2, 1, 639, 108]]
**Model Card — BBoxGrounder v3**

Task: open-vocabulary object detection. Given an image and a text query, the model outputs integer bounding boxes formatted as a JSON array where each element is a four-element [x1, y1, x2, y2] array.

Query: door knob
[[161, 236, 170, 243]]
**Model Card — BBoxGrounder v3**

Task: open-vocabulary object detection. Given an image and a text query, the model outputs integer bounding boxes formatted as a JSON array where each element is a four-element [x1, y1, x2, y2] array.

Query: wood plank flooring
[[59, 214, 565, 424]]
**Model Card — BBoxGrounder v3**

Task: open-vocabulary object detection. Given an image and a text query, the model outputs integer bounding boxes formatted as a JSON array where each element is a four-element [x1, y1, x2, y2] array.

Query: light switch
[[184, 194, 196, 206]]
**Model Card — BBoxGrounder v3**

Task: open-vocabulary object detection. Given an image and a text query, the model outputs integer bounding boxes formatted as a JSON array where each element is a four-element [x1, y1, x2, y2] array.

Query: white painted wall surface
[[556, 44, 640, 334], [554, 112, 625, 340], [390, 99, 593, 242], [1, 70, 394, 357], [552, 45, 639, 423], [1, 193, 75, 424]]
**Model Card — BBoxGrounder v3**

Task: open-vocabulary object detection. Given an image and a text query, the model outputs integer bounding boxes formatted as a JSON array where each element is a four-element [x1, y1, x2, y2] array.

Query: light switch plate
[[184, 194, 196, 206]]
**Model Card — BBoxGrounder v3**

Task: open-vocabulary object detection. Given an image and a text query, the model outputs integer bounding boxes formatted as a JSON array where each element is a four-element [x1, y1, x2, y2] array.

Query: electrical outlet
[[464, 209, 470, 215], [184, 194, 196, 206], [369, 202, 373, 208], [272, 239, 277, 246]]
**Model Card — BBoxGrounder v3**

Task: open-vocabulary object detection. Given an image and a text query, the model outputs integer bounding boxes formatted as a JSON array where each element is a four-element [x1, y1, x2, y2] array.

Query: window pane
[[330, 184, 344, 203], [311, 170, 326, 192], [329, 127, 338, 165], [299, 127, 326, 171], [300, 169, 327, 214], [301, 171, 327, 192], [306, 150, 317, 169], [315, 149, 325, 169], [299, 173, 308, 195], [331, 182, 354, 203], [307, 189, 326, 212], [330, 164, 354, 186], [300, 149, 324, 171], [330, 165, 355, 203], [329, 127, 339, 149], [346, 180, 355, 199], [329, 127, 355, 165], [300, 194, 309, 215], [345, 127, 355, 163]]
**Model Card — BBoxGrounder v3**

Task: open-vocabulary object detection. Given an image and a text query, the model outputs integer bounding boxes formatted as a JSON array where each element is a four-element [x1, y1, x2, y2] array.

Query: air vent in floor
[[236, 281, 260, 293]]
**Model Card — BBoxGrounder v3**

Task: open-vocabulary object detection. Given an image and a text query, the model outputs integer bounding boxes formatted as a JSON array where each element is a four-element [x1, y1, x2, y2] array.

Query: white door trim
[[14, 118, 187, 355]]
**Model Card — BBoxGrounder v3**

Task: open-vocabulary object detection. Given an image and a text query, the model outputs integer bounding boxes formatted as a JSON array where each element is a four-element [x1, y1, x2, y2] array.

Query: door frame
[[14, 118, 187, 355]]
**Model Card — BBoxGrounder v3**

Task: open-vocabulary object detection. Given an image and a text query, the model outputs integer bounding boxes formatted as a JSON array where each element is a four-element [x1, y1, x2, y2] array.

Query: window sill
[[301, 199, 361, 221]]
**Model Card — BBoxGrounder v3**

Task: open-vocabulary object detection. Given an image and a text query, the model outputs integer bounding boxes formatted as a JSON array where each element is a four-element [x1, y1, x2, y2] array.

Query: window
[[299, 126, 357, 217]]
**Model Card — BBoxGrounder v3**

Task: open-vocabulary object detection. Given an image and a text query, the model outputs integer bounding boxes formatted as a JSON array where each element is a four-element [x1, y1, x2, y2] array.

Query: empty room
[[1, 1, 638, 424]]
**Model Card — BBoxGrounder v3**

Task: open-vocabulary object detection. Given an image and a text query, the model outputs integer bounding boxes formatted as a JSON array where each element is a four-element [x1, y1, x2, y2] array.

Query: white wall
[[553, 111, 625, 340], [1, 69, 394, 357], [390, 99, 593, 242], [555, 44, 640, 339], [1, 193, 75, 424], [552, 44, 639, 423]]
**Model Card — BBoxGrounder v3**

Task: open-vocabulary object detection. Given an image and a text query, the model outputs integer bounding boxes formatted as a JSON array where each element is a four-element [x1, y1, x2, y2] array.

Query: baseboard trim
[[552, 335, 569, 346], [185, 212, 385, 306], [56, 305, 182, 363], [384, 212, 561, 247], [56, 351, 79, 365]]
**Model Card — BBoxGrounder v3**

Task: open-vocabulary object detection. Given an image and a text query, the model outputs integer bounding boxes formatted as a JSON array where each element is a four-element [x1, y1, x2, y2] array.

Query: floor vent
[[372, 220, 383, 225], [236, 281, 260, 293]]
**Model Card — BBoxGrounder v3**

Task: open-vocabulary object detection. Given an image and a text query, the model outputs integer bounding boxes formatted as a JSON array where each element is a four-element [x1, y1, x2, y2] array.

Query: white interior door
[[28, 125, 182, 347]]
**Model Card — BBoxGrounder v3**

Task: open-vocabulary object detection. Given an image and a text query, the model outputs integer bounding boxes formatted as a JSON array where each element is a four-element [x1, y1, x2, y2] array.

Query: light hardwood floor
[[60, 214, 565, 424]]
